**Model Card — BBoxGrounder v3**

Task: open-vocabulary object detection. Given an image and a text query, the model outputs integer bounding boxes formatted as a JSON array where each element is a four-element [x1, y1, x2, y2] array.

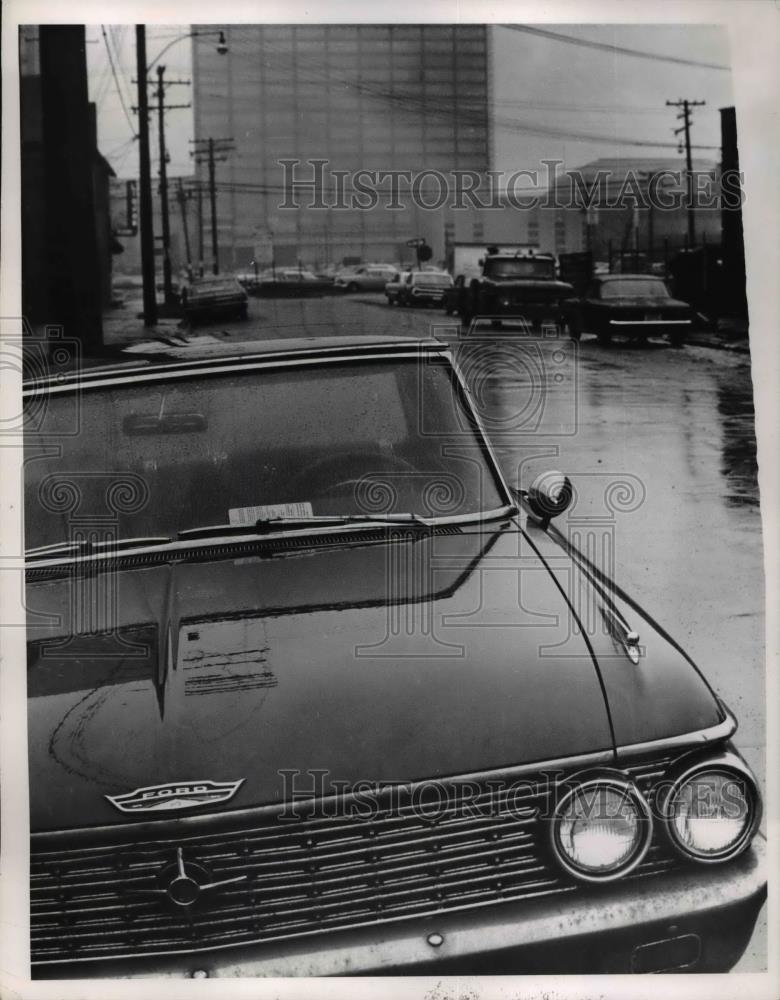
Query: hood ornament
[[124, 847, 247, 911], [162, 847, 246, 908], [106, 778, 244, 813], [601, 606, 641, 665]]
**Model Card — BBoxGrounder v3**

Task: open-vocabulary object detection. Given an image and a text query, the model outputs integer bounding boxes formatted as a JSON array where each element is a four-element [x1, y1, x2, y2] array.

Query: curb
[[686, 335, 751, 355]]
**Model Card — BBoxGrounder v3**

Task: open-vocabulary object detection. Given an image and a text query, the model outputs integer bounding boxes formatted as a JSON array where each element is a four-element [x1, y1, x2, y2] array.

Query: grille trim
[[31, 755, 687, 967]]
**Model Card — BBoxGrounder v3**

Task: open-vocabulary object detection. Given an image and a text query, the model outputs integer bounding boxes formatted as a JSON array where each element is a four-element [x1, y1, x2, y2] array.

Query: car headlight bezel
[[658, 751, 761, 864], [550, 774, 654, 883]]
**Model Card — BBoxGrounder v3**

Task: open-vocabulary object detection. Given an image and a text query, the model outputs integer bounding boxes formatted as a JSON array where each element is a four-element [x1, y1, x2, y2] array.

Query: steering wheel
[[292, 450, 417, 501]]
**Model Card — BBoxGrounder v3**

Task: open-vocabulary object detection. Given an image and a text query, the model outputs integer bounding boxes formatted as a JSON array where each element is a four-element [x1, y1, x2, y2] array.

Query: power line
[[108, 26, 135, 112], [100, 25, 137, 139], [501, 24, 731, 71], [218, 41, 719, 150]]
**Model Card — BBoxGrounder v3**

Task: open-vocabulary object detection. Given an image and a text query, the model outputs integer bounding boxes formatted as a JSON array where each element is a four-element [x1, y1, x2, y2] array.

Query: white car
[[334, 264, 400, 293]]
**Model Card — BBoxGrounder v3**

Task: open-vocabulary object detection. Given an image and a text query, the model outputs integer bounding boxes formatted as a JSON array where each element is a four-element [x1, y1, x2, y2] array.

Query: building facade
[[20, 25, 115, 352], [192, 24, 491, 270]]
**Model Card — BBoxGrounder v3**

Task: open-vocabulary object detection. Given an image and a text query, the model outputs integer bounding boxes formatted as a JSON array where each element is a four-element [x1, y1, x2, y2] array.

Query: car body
[[334, 264, 399, 293], [235, 268, 258, 289], [250, 268, 329, 298], [23, 336, 765, 978], [181, 277, 248, 324], [565, 275, 694, 345], [387, 270, 454, 307]]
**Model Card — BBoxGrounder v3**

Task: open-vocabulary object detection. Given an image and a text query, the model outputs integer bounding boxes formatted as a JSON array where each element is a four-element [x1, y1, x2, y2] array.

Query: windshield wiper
[[26, 536, 172, 560], [178, 513, 437, 540]]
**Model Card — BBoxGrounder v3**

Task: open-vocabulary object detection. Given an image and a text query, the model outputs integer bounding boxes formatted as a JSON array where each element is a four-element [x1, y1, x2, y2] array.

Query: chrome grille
[[31, 756, 681, 967]]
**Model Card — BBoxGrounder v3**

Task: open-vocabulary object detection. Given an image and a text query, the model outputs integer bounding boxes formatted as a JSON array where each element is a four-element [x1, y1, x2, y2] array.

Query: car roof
[[598, 273, 663, 281], [488, 252, 554, 259], [23, 335, 448, 389]]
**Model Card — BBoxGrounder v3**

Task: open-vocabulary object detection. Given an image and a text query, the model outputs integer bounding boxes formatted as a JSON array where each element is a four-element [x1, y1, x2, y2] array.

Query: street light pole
[[135, 25, 157, 327], [156, 65, 173, 304], [133, 28, 228, 316]]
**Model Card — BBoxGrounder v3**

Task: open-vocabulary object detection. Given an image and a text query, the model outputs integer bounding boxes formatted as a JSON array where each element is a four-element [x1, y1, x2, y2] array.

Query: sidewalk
[[101, 296, 188, 352], [687, 316, 751, 355]]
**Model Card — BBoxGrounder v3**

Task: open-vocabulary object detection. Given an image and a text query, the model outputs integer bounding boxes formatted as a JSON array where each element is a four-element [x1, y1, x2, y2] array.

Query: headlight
[[551, 776, 653, 882], [659, 752, 760, 863]]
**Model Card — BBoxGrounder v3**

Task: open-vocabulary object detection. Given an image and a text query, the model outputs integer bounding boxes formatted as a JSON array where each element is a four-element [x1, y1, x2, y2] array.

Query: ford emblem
[[106, 779, 245, 813]]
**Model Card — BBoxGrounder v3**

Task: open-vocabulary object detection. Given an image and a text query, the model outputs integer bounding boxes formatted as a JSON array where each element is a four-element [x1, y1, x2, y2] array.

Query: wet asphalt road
[[172, 291, 766, 968]]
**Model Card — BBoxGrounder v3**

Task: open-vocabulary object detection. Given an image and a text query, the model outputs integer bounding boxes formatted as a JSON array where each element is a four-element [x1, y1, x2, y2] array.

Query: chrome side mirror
[[526, 471, 573, 528]]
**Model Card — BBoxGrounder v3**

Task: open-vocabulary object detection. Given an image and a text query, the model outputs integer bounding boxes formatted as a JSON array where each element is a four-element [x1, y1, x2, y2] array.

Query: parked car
[[234, 268, 328, 299], [389, 269, 454, 308], [565, 275, 694, 346], [23, 335, 765, 977], [181, 277, 248, 325], [235, 267, 259, 289], [334, 264, 399, 293]]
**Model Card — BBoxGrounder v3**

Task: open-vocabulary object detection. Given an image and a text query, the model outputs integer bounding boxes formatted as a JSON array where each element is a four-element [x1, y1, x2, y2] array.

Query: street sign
[[406, 238, 427, 248]]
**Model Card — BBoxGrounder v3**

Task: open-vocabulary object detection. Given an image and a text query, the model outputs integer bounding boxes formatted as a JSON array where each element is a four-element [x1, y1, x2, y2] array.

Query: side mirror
[[525, 471, 573, 528]]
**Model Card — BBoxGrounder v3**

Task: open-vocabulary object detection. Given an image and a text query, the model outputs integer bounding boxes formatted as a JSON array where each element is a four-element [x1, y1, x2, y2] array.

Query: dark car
[[23, 336, 765, 978], [566, 275, 694, 346], [182, 277, 249, 324]]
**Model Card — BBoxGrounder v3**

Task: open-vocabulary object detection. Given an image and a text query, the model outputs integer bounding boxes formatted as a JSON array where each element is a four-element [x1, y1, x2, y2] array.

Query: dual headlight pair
[[550, 751, 761, 883]]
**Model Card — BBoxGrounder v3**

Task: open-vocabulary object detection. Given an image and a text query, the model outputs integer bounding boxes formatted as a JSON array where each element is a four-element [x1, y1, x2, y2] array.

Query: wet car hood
[[592, 295, 690, 309], [483, 279, 573, 292], [26, 521, 723, 831]]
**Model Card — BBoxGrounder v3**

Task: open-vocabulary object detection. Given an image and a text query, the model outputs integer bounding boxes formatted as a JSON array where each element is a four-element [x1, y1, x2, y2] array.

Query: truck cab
[[452, 246, 574, 333]]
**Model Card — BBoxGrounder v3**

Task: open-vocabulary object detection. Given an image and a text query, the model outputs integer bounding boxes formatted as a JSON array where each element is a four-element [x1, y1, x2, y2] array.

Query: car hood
[[26, 521, 723, 830], [484, 279, 573, 293], [595, 296, 690, 309]]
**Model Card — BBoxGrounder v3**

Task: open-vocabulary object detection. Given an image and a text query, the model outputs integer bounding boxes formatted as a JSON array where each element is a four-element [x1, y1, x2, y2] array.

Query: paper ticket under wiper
[[228, 502, 314, 525]]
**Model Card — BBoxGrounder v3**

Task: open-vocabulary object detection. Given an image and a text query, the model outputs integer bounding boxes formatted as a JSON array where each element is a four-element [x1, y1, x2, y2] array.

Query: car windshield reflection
[[24, 357, 509, 551]]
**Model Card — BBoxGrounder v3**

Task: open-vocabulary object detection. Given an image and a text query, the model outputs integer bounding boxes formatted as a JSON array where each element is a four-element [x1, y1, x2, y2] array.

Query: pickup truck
[[447, 249, 574, 332]]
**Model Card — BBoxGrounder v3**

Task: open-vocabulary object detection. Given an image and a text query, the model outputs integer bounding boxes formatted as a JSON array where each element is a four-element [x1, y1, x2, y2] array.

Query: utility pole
[[156, 66, 173, 304], [196, 182, 204, 277], [135, 26, 157, 326], [667, 98, 705, 247], [145, 65, 191, 304], [208, 138, 218, 273], [190, 137, 234, 275], [176, 178, 192, 276]]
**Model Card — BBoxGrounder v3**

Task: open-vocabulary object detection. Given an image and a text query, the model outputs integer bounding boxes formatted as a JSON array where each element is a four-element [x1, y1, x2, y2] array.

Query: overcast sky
[[87, 23, 734, 182]]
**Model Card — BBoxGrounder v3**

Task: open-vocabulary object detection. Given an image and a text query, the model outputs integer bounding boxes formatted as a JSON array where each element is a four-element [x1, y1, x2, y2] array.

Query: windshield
[[600, 278, 670, 299], [24, 359, 508, 550], [485, 258, 554, 279]]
